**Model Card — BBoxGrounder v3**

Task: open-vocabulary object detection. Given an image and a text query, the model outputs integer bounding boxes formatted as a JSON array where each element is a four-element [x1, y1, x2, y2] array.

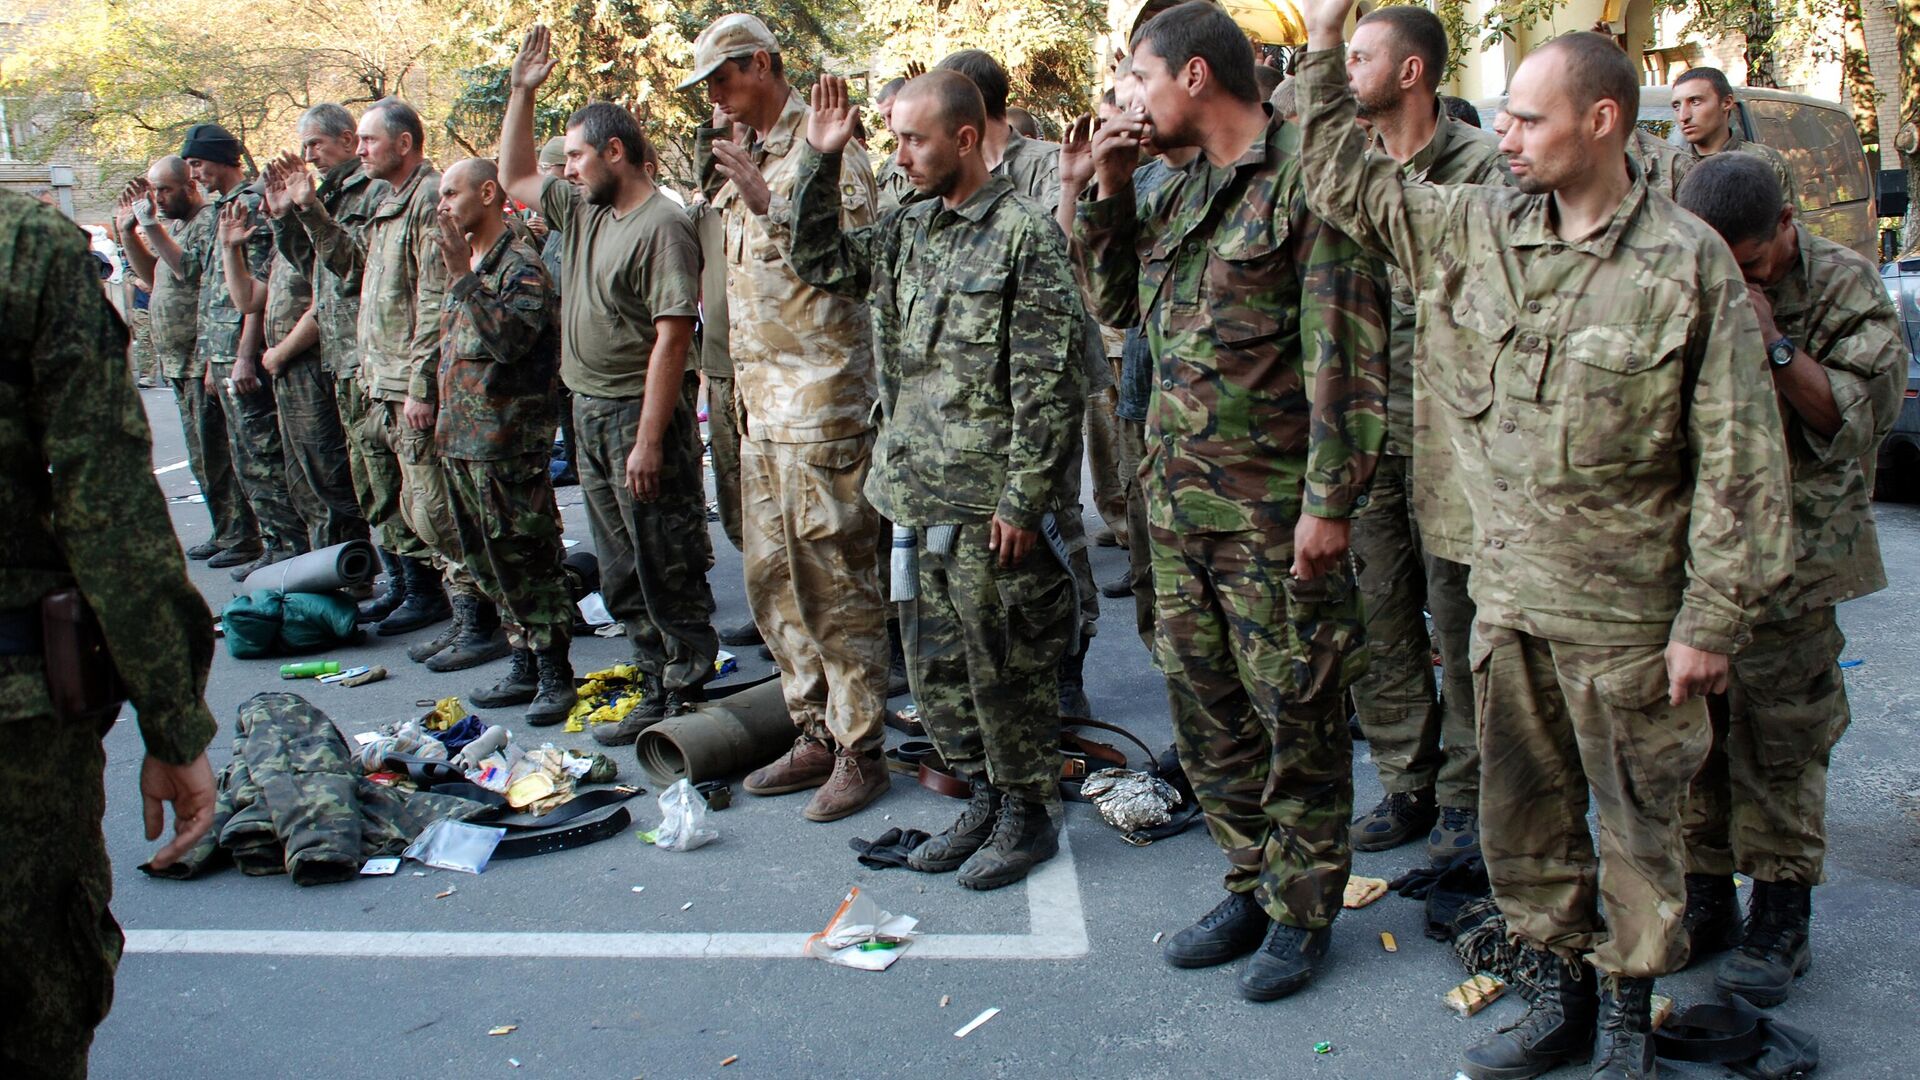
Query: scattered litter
[[939, 995, 950, 1008], [336, 665, 388, 687], [1314, 1041, 1332, 1055], [632, 886, 645, 893], [435, 887, 457, 900], [1343, 875, 1389, 909], [643, 779, 719, 851], [360, 856, 401, 876], [681, 902, 693, 911], [1650, 994, 1675, 1030], [1380, 931, 1398, 953], [1839, 658, 1863, 669], [1151, 931, 1164, 944], [1443, 973, 1506, 1017], [1082, 768, 1182, 832], [404, 819, 507, 874], [719, 1056, 739, 1068], [577, 592, 614, 627], [508, 1059, 520, 1068], [353, 731, 384, 747], [413, 870, 427, 877], [488, 1025, 517, 1036], [806, 886, 920, 971], [953, 1007, 1000, 1038], [279, 660, 340, 680], [593, 622, 627, 638], [315, 664, 370, 684]]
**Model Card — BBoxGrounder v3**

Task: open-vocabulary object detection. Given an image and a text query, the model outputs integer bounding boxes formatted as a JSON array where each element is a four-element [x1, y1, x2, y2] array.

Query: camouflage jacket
[[1632, 128, 1694, 201], [282, 159, 390, 377], [263, 237, 316, 362], [875, 150, 911, 216], [194, 184, 271, 369], [1762, 226, 1905, 622], [435, 230, 559, 461], [999, 129, 1062, 209], [1692, 131, 1799, 210], [692, 202, 732, 378], [785, 148, 1086, 529], [1298, 45, 1793, 654], [1076, 107, 1390, 534], [0, 192, 215, 764], [696, 92, 878, 443], [298, 161, 444, 401], [148, 203, 214, 380]]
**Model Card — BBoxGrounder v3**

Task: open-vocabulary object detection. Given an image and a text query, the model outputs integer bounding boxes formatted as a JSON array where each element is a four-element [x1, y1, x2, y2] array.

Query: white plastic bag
[[648, 778, 718, 851]]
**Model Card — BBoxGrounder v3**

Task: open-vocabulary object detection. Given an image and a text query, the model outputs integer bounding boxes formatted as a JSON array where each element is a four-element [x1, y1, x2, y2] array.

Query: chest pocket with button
[[934, 262, 1013, 455], [1417, 292, 1509, 421], [1203, 213, 1294, 369], [1555, 318, 1691, 466]]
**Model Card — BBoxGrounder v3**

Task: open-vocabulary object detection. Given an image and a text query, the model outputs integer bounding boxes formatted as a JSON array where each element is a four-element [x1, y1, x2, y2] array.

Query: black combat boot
[[469, 648, 537, 709], [1056, 642, 1092, 720], [1589, 976, 1656, 1080], [718, 619, 763, 647], [1715, 880, 1812, 1007], [185, 539, 221, 560], [956, 795, 1059, 890], [230, 545, 290, 582], [525, 647, 577, 727], [407, 590, 468, 662], [1238, 921, 1333, 1002], [1681, 872, 1741, 966], [357, 548, 407, 624], [427, 597, 511, 672], [907, 780, 1003, 872], [1459, 952, 1599, 1080], [590, 674, 667, 746], [1163, 891, 1271, 969], [376, 558, 451, 636]]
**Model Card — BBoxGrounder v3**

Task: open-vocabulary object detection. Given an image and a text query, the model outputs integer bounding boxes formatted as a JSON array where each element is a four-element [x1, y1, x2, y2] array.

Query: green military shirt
[[148, 203, 213, 380], [998, 129, 1062, 209], [1298, 45, 1792, 654], [1076, 108, 1390, 534], [1632, 128, 1694, 201], [0, 192, 215, 764], [875, 149, 911, 216], [282, 158, 390, 377], [1691, 130, 1799, 211], [435, 230, 558, 461], [783, 147, 1086, 529], [263, 239, 315, 360], [1762, 226, 1906, 622], [692, 202, 732, 378], [193, 184, 271, 369]]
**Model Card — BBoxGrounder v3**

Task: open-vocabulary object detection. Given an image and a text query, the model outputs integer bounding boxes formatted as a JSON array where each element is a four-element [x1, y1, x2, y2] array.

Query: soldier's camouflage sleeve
[[292, 198, 368, 284], [1072, 187, 1144, 329], [446, 256, 552, 365], [406, 193, 449, 403], [1002, 216, 1088, 529], [272, 215, 316, 285], [784, 144, 885, 302], [238, 191, 273, 281], [694, 125, 727, 201], [1293, 192, 1389, 519], [18, 203, 216, 764], [1798, 265, 1906, 465]]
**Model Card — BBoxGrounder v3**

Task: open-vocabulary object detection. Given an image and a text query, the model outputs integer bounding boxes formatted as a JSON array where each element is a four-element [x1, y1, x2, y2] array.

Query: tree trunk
[[1901, 0, 1920, 253], [1744, 2, 1778, 88], [1840, 0, 1879, 156]]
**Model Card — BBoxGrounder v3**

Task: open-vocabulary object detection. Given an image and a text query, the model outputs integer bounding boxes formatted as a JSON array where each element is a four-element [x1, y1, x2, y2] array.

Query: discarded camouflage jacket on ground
[[141, 692, 485, 885]]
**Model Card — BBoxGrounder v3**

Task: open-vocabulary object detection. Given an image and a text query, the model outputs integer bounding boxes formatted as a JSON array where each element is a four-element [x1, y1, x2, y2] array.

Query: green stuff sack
[[222, 590, 359, 658]]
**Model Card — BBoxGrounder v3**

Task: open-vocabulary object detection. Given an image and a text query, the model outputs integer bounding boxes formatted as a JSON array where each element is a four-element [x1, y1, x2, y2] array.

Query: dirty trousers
[[208, 361, 304, 554], [275, 354, 367, 550], [169, 374, 256, 550], [343, 381, 428, 561], [445, 453, 574, 651]]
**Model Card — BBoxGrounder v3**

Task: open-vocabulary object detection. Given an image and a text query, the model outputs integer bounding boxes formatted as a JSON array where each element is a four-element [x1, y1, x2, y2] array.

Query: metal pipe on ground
[[634, 676, 795, 785]]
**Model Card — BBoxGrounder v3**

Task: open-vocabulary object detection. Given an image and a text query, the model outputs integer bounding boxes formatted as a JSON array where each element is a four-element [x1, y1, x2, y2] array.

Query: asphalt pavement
[[86, 388, 1920, 1078]]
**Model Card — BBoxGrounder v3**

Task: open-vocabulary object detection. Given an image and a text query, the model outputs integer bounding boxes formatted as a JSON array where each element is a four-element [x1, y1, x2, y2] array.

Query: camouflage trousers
[[903, 520, 1075, 802], [1085, 377, 1128, 544], [0, 709, 120, 1080], [128, 307, 155, 381], [1683, 607, 1850, 885], [1350, 454, 1479, 806], [1473, 623, 1712, 978], [359, 396, 473, 592], [741, 434, 888, 750], [574, 386, 718, 693], [335, 375, 402, 554], [275, 354, 367, 551], [706, 374, 745, 553], [169, 375, 255, 551], [445, 453, 574, 652], [1152, 525, 1362, 929], [208, 361, 305, 555], [1122, 420, 1155, 649]]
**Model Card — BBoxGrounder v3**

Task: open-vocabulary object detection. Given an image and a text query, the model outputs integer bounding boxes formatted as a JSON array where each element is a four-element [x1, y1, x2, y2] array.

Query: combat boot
[[1681, 872, 1741, 966], [468, 648, 537, 709], [1350, 787, 1438, 852], [525, 647, 577, 727], [408, 592, 468, 663], [742, 733, 834, 794], [908, 780, 1003, 872], [1715, 880, 1812, 1007], [803, 746, 891, 822], [1163, 891, 1271, 968], [956, 795, 1058, 890], [1460, 952, 1599, 1080], [1589, 976, 1656, 1080], [718, 619, 763, 647], [206, 541, 262, 569], [427, 596, 511, 672], [594, 673, 668, 746], [230, 545, 290, 582], [376, 558, 451, 636], [185, 540, 221, 560], [1429, 805, 1481, 865], [1056, 643, 1092, 720], [357, 548, 407, 624], [1238, 922, 1332, 1002]]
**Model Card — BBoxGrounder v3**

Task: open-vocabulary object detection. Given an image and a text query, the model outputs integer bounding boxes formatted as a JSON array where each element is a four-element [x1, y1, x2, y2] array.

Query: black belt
[[0, 606, 40, 656], [430, 783, 646, 860]]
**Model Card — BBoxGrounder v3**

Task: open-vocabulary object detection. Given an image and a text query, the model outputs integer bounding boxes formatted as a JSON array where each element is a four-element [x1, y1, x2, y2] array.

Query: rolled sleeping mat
[[242, 540, 377, 595], [634, 677, 795, 785]]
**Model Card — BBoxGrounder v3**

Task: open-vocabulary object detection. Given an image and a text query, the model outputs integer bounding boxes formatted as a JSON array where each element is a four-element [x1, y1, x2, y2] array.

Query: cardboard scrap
[[1443, 974, 1506, 1017], [1343, 875, 1389, 909]]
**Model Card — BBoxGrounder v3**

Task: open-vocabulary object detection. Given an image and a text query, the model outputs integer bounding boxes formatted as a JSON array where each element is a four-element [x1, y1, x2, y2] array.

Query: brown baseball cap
[[675, 14, 780, 91]]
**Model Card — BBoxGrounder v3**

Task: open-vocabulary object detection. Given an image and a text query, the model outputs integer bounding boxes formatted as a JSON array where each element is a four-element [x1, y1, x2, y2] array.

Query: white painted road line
[[122, 834, 1091, 961], [153, 460, 190, 475]]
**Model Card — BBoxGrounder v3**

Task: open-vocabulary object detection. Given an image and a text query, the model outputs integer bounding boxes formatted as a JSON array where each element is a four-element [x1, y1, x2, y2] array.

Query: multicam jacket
[[263, 239, 315, 362], [193, 184, 271, 369], [1298, 46, 1792, 654], [1691, 130, 1799, 210], [148, 203, 214, 380], [1762, 226, 1905, 622], [875, 150, 911, 216], [280, 159, 390, 377], [435, 230, 558, 461], [784, 148, 1086, 530], [1632, 128, 1694, 201], [1075, 107, 1390, 535], [696, 92, 879, 443]]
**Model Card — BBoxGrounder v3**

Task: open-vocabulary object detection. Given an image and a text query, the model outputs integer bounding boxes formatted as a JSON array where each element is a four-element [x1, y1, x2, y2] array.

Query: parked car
[[1879, 254, 1920, 499]]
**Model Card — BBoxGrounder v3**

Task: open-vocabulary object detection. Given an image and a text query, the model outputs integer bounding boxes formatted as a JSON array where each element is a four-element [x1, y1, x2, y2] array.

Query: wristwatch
[[1766, 336, 1796, 369]]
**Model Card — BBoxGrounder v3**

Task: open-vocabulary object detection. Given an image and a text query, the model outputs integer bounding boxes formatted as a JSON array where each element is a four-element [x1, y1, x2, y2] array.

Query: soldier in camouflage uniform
[[0, 189, 218, 1080], [186, 123, 307, 579], [690, 15, 893, 821], [1675, 154, 1905, 1008], [788, 71, 1085, 890], [1630, 127, 1693, 200], [429, 159, 577, 727], [1299, 9, 1792, 1075], [1332, 6, 1507, 865], [1075, 1, 1388, 1002], [872, 77, 912, 215], [1671, 67, 1799, 207], [116, 156, 259, 564]]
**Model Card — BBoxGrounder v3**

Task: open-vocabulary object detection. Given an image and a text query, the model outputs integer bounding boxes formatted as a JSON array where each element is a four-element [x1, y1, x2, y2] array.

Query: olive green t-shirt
[[540, 176, 700, 398]]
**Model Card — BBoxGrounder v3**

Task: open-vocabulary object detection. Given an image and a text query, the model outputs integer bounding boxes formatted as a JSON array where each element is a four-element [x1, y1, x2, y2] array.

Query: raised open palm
[[807, 75, 859, 155]]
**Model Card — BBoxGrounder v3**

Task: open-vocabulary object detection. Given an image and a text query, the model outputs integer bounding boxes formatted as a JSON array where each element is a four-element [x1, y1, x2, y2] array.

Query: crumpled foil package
[[1081, 768, 1182, 832]]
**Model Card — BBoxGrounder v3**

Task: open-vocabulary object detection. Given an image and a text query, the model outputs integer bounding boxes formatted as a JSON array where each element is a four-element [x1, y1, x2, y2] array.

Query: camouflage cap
[[675, 13, 780, 91], [538, 137, 567, 167]]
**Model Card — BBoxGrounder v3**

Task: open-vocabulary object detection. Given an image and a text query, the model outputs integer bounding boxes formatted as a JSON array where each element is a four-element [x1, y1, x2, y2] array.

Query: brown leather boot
[[743, 735, 834, 795], [803, 748, 890, 822]]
